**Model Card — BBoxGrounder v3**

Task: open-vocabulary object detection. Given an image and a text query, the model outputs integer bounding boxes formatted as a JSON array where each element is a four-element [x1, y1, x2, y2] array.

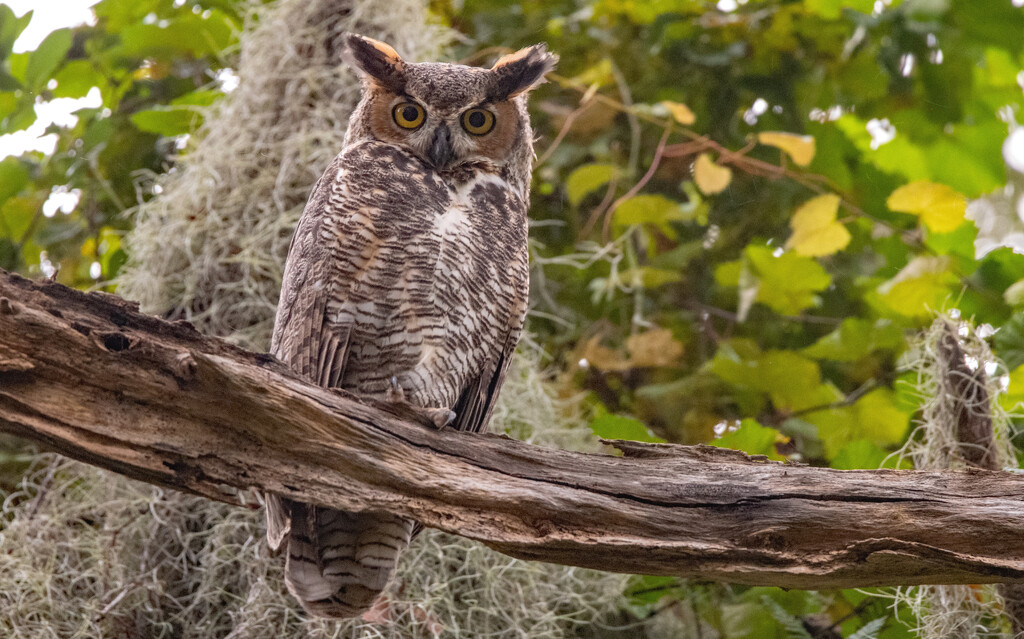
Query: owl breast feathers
[[265, 33, 556, 618]]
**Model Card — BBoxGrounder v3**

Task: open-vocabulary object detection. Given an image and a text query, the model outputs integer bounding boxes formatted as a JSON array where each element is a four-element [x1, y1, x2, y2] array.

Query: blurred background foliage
[[2, 0, 1024, 636]]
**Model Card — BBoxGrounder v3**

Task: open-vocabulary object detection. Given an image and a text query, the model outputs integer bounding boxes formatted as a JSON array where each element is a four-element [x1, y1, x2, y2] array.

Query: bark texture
[[2, 269, 1024, 589]]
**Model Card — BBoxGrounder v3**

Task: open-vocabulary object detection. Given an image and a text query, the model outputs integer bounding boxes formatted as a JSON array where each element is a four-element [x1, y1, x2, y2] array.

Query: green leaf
[[999, 364, 1024, 412], [614, 194, 695, 238], [0, 237, 17, 270], [566, 163, 615, 206], [803, 0, 874, 19], [130, 106, 202, 137], [170, 88, 223, 107], [2, 195, 40, 238], [24, 28, 73, 91], [715, 260, 742, 286], [802, 319, 905, 362], [103, 248, 128, 279], [619, 266, 682, 288], [7, 50, 27, 82], [834, 115, 930, 182], [807, 389, 911, 459], [624, 575, 686, 606], [721, 602, 783, 639], [118, 13, 235, 58], [649, 239, 703, 270], [994, 313, 1024, 371], [0, 157, 29, 204], [0, 6, 32, 59], [744, 245, 832, 316], [708, 340, 837, 412], [2, 98, 35, 132], [588, 413, 666, 443], [952, 0, 1024, 54], [93, 0, 165, 32], [0, 70, 20, 91], [924, 220, 978, 260], [832, 439, 892, 470], [52, 60, 102, 99], [710, 419, 785, 460], [874, 256, 958, 319]]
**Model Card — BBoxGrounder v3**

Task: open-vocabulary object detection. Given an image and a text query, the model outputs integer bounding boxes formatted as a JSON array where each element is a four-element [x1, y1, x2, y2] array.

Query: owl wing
[[266, 167, 353, 550], [444, 183, 530, 435], [449, 328, 518, 434], [270, 162, 355, 385]]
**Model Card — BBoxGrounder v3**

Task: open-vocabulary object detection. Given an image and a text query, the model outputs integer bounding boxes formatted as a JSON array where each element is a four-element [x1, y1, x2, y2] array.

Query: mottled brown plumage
[[266, 34, 556, 618]]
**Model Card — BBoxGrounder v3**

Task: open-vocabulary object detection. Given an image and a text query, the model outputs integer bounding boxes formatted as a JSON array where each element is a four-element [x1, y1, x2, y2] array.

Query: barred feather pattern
[[267, 139, 529, 618]]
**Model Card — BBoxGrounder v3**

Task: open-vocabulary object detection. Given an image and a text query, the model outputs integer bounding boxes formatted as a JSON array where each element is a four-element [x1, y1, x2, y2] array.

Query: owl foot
[[379, 378, 455, 429], [386, 376, 406, 403], [423, 408, 456, 429]]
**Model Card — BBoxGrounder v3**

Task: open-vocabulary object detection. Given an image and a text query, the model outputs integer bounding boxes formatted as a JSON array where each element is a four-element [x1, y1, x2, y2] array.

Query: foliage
[[0, 0, 241, 288], [448, 0, 1024, 466], [451, 0, 1024, 635], [3, 0, 1024, 636]]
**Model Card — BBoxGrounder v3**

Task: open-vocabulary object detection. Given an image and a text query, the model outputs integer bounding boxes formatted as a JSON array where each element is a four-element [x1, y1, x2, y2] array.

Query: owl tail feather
[[275, 500, 413, 618]]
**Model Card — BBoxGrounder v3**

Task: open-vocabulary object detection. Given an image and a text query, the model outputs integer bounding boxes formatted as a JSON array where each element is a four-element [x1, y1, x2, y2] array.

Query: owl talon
[[386, 376, 406, 403], [425, 408, 456, 429]]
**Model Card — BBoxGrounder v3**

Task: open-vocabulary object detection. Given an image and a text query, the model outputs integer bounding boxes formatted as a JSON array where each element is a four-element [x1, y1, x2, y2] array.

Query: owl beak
[[428, 123, 456, 170]]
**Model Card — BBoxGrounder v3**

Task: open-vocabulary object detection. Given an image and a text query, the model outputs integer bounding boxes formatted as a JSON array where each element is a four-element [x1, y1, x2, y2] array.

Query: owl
[[265, 34, 557, 618]]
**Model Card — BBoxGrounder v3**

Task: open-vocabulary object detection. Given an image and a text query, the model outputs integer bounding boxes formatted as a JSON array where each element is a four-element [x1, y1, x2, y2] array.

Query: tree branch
[[1, 269, 1023, 589]]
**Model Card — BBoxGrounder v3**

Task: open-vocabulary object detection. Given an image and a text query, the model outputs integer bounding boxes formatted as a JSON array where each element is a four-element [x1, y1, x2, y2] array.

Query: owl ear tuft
[[342, 33, 407, 93], [488, 44, 558, 102]]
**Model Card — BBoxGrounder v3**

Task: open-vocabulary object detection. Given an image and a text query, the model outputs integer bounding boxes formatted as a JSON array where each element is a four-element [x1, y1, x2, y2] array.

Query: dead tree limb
[[1, 269, 1024, 589]]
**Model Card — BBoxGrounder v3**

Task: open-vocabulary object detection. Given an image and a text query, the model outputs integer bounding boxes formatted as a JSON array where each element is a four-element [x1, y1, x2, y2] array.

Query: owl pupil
[[402, 106, 418, 122], [468, 111, 486, 128]]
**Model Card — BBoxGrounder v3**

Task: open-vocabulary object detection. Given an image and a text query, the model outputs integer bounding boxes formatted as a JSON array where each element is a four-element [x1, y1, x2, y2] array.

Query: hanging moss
[[885, 315, 1019, 639]]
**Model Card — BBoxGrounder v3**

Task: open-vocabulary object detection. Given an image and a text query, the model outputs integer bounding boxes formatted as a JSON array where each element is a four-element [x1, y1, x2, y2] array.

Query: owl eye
[[392, 102, 425, 129], [461, 108, 495, 136]]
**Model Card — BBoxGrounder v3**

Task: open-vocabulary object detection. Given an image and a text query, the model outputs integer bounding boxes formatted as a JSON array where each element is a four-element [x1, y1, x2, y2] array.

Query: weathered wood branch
[[1, 269, 1023, 589]]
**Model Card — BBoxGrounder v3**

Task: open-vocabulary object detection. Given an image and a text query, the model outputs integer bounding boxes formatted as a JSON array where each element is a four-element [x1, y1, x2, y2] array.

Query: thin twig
[[602, 125, 673, 243], [537, 96, 593, 167], [580, 173, 620, 240], [786, 379, 879, 420], [689, 301, 844, 327], [608, 58, 642, 178]]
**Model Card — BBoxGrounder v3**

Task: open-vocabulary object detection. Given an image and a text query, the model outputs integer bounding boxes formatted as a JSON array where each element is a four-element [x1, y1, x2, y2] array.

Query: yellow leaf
[[886, 181, 966, 233], [580, 335, 632, 372], [625, 328, 684, 367], [661, 100, 695, 125], [580, 329, 684, 371], [784, 194, 851, 257], [757, 132, 816, 166], [693, 153, 732, 194]]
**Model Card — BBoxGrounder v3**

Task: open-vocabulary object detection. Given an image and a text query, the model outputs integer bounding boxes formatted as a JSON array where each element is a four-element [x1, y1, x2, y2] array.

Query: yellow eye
[[392, 102, 425, 129], [461, 108, 495, 135]]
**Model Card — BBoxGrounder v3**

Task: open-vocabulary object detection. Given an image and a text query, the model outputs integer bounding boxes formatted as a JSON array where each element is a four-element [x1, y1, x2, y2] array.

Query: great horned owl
[[265, 34, 557, 618]]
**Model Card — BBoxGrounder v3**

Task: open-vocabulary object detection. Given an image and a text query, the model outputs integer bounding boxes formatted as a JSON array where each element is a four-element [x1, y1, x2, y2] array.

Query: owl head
[[341, 33, 557, 186]]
